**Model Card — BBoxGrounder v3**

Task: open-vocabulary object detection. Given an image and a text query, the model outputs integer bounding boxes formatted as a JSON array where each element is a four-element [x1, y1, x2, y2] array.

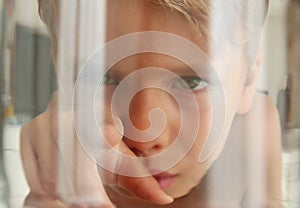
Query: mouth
[[152, 171, 178, 190]]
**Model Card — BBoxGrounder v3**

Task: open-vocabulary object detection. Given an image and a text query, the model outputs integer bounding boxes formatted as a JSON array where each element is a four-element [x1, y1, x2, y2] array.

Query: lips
[[152, 171, 178, 190]]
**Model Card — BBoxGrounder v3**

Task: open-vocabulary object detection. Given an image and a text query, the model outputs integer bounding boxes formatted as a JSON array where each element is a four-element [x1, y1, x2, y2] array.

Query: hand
[[21, 108, 115, 207], [21, 93, 173, 207]]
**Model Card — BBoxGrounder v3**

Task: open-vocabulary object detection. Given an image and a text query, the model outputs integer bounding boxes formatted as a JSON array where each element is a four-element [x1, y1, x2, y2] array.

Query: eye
[[101, 74, 119, 85], [171, 76, 209, 91]]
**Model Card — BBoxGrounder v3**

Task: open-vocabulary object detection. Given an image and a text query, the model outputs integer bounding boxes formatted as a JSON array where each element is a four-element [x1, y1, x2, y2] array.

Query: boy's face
[[95, 0, 255, 198]]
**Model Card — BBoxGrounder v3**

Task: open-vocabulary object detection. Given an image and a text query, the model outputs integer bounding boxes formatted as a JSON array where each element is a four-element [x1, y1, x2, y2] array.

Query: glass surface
[[0, 0, 299, 207]]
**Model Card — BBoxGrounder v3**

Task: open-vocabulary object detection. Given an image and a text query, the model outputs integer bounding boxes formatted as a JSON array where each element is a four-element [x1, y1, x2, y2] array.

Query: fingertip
[[145, 180, 174, 205], [162, 194, 174, 204], [151, 189, 174, 205], [123, 177, 174, 205], [101, 122, 123, 147]]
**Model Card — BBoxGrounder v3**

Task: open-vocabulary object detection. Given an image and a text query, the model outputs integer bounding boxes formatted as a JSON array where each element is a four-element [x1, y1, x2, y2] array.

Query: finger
[[116, 142, 174, 205], [20, 123, 47, 196], [33, 113, 59, 196], [24, 192, 68, 208], [54, 113, 84, 206], [73, 138, 116, 207], [54, 111, 115, 208], [97, 120, 124, 185], [100, 125, 174, 205], [97, 123, 123, 186]]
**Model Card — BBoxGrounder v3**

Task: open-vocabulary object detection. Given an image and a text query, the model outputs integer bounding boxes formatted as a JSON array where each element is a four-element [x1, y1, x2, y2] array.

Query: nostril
[[153, 144, 162, 151]]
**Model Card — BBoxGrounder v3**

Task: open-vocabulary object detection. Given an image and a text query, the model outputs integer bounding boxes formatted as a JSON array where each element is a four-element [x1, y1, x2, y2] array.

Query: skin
[[21, 0, 283, 207]]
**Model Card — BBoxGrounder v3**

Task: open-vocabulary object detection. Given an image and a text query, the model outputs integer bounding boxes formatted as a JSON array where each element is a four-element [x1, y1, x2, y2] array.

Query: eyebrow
[[103, 51, 214, 74], [106, 64, 216, 82], [171, 62, 216, 77]]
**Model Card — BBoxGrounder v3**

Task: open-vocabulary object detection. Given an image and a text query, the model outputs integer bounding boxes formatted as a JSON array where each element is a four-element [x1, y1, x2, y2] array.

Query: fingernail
[[163, 194, 174, 204], [155, 190, 174, 204]]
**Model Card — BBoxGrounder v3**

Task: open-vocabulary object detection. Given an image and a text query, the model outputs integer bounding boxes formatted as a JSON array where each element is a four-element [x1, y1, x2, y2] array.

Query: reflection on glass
[[281, 0, 300, 207], [0, 0, 299, 208]]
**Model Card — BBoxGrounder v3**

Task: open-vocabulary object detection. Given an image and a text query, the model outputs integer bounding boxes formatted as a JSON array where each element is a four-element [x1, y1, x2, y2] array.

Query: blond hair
[[38, 0, 269, 61]]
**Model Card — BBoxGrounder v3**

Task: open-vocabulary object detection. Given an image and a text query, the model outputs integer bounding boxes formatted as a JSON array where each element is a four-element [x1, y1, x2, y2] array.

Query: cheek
[[221, 74, 246, 124], [196, 92, 213, 143], [185, 85, 239, 163], [184, 92, 213, 158]]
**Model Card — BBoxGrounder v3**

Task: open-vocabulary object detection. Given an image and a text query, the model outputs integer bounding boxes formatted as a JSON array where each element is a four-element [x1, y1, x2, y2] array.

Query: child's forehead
[[103, 49, 243, 83], [104, 0, 245, 54], [106, 0, 195, 34], [105, 0, 211, 52]]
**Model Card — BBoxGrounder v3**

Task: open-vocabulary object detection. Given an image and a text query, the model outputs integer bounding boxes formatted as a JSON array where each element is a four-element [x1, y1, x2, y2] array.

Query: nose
[[123, 88, 178, 157]]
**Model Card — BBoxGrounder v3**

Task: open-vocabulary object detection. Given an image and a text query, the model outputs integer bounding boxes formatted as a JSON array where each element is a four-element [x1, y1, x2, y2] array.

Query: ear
[[237, 52, 262, 115]]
